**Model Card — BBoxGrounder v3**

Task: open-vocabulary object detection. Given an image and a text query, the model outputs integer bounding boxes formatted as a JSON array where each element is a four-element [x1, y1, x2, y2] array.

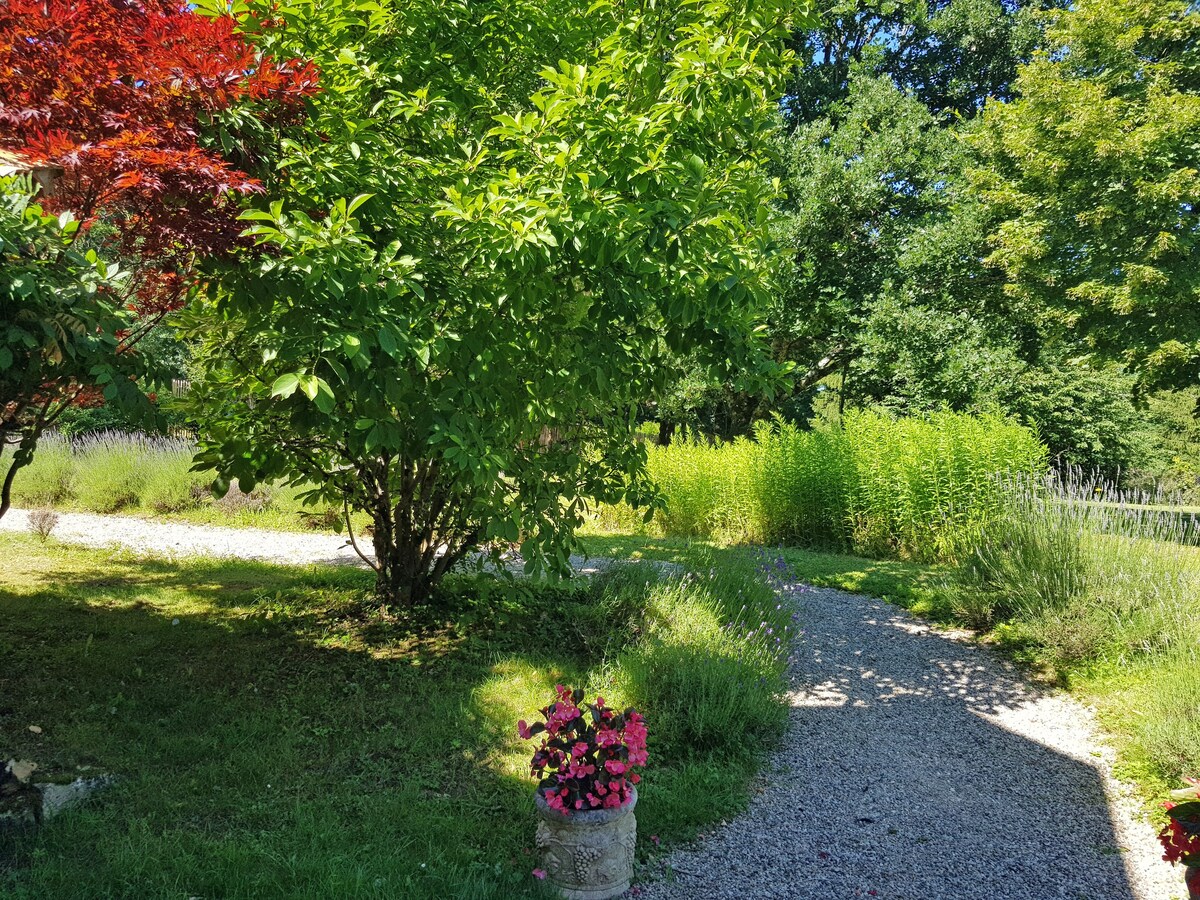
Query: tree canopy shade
[[975, 0, 1200, 392], [0, 0, 317, 520], [785, 0, 1052, 125], [185, 0, 816, 604]]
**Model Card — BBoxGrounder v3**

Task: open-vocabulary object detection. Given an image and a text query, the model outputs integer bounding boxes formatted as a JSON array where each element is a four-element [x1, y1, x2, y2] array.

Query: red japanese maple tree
[[0, 0, 318, 521], [0, 0, 319, 314]]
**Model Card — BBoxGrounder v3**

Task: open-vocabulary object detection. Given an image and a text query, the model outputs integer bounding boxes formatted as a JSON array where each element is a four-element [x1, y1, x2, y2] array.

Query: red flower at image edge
[[1160, 801, 1200, 866]]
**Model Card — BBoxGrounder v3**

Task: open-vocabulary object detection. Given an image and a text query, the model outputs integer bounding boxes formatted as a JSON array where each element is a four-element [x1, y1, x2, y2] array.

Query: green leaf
[[378, 327, 398, 358], [271, 373, 301, 398]]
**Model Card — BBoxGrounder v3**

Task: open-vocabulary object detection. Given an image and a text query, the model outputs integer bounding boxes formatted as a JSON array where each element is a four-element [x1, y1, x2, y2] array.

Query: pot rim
[[534, 786, 637, 825]]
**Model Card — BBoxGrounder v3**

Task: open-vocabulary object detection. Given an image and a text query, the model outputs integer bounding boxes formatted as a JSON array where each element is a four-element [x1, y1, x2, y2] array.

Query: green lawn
[[7, 521, 1194, 896], [0, 535, 774, 899]]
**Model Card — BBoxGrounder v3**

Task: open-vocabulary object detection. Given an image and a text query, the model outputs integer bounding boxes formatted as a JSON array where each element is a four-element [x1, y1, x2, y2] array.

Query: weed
[[26, 507, 59, 541], [615, 410, 1046, 562]]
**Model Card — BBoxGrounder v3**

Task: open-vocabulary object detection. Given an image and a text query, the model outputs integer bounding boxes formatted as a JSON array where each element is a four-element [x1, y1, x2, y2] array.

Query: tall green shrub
[[636, 410, 1046, 561]]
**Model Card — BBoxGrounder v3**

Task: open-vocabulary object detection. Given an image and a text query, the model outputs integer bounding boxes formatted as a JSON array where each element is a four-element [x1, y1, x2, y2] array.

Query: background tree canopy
[[974, 0, 1200, 394], [653, 0, 1200, 486]]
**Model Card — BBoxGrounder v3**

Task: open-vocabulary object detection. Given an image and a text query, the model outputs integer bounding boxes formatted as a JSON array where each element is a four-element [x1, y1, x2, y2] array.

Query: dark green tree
[[786, 0, 1051, 124]]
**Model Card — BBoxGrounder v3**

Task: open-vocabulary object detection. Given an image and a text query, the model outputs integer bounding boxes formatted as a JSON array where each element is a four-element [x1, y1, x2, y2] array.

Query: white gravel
[[1, 510, 1182, 897], [0, 507, 368, 566], [636, 582, 1183, 900], [0, 507, 615, 574]]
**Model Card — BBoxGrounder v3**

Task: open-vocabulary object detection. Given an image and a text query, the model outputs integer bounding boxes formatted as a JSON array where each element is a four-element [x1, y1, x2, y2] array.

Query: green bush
[[140, 445, 209, 513], [951, 472, 1200, 663], [630, 410, 1047, 562], [598, 552, 793, 760], [6, 431, 356, 530], [69, 432, 155, 513]]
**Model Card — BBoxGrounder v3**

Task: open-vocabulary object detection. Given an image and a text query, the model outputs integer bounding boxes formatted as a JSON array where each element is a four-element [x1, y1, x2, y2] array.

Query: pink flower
[[650, 834, 660, 847], [532, 868, 547, 880], [517, 688, 648, 817]]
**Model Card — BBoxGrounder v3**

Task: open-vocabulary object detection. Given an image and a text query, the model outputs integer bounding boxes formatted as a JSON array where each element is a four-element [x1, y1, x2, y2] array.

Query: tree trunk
[[0, 431, 38, 523], [657, 421, 675, 447], [362, 459, 479, 605], [372, 543, 430, 607]]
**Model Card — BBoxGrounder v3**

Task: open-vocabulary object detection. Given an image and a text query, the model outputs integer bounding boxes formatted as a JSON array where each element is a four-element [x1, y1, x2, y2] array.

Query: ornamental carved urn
[[534, 788, 637, 900]]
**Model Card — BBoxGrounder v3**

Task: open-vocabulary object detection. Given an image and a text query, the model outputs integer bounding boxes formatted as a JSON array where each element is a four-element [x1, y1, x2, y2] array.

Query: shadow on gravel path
[[637, 583, 1179, 900]]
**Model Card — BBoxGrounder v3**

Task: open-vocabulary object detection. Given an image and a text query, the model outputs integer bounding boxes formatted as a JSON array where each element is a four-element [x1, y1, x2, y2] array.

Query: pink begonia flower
[[518, 688, 648, 816], [532, 868, 547, 880]]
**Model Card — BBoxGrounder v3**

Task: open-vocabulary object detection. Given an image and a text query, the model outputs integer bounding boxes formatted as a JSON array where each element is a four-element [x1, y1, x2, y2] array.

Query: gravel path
[[637, 582, 1182, 900], [0, 508, 369, 566]]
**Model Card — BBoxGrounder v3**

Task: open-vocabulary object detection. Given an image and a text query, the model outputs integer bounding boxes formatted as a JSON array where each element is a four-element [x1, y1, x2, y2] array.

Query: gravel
[[0, 508, 369, 566], [635, 582, 1183, 900]]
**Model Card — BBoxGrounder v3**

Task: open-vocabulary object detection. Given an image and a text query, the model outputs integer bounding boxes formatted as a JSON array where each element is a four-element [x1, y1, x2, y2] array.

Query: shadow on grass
[[0, 543, 586, 900]]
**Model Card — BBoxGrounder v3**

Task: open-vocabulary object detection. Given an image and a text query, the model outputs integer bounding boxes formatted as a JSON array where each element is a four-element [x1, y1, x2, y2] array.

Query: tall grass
[[949, 471, 1200, 789], [9, 431, 339, 528], [614, 410, 1047, 562], [8, 435, 73, 505], [951, 471, 1200, 663], [594, 552, 795, 759]]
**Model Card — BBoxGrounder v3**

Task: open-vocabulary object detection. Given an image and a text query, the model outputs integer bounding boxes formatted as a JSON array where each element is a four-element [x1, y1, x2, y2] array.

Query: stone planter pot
[[534, 788, 637, 900], [1186, 864, 1200, 900]]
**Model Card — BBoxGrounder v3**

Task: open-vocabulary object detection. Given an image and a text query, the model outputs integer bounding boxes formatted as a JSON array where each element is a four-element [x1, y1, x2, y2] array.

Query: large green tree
[[669, 0, 1057, 437], [187, 0, 813, 603], [975, 0, 1200, 392]]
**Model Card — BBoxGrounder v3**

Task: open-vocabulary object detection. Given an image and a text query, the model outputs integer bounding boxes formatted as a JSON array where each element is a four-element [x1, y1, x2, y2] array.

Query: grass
[[934, 473, 1200, 808], [594, 410, 1047, 562], [579, 531, 945, 616], [0, 534, 791, 899]]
